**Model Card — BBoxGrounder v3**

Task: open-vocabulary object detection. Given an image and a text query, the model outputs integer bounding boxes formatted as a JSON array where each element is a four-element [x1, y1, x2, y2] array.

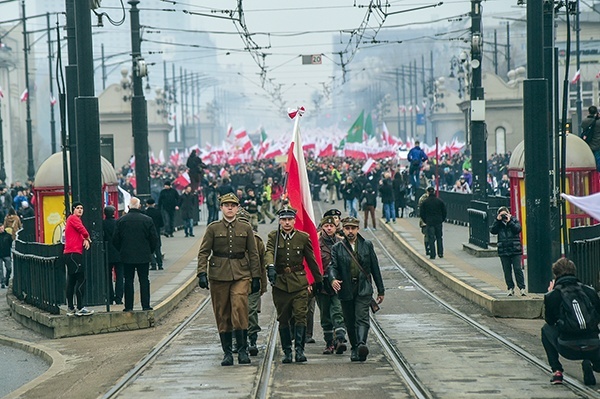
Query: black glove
[[313, 281, 323, 293], [251, 277, 261, 294], [267, 265, 277, 285], [198, 272, 209, 289]]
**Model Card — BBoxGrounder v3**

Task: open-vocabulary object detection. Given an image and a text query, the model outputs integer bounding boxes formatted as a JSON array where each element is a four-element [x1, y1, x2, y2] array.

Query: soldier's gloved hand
[[313, 281, 323, 293], [267, 265, 276, 285], [198, 272, 209, 289], [251, 277, 261, 294]]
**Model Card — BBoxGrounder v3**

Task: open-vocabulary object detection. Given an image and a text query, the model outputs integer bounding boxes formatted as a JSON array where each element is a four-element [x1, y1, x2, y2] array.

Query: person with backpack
[[580, 105, 600, 172], [406, 141, 428, 194], [542, 258, 600, 386]]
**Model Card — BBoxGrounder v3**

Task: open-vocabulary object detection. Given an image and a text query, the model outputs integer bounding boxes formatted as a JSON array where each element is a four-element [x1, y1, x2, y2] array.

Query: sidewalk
[[380, 216, 543, 318], [6, 223, 207, 338]]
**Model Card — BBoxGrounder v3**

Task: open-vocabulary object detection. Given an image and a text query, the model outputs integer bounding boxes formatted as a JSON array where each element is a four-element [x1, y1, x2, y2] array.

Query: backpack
[[555, 282, 600, 336], [580, 118, 597, 144]]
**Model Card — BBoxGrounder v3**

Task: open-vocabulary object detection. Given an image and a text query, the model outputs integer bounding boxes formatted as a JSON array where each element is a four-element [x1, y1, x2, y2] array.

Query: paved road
[[0, 343, 48, 398]]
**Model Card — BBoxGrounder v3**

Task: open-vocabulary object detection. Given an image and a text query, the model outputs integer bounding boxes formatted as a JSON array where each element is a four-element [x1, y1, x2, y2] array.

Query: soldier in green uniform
[[323, 208, 343, 237], [197, 193, 262, 366], [235, 208, 268, 356], [265, 206, 323, 363]]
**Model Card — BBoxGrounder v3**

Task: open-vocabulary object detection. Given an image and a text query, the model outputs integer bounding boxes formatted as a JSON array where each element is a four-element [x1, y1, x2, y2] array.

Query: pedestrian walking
[[112, 197, 159, 312], [419, 187, 446, 260], [329, 216, 384, 362], [102, 205, 123, 305], [265, 205, 323, 363], [144, 199, 164, 270], [541, 258, 600, 385], [179, 185, 198, 237], [205, 180, 220, 225], [378, 172, 396, 224], [341, 177, 361, 218], [197, 193, 261, 366], [63, 202, 94, 316], [158, 181, 179, 237], [316, 216, 347, 355], [0, 225, 12, 288], [360, 183, 377, 230], [490, 206, 526, 296]]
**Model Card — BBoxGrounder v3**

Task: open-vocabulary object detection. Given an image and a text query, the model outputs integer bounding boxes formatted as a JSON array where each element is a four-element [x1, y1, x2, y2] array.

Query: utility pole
[[524, 0, 552, 293], [506, 23, 511, 75], [0, 96, 5, 182], [172, 63, 178, 147], [180, 66, 186, 149], [47, 12, 57, 154], [408, 62, 414, 139], [65, 0, 79, 202], [575, 0, 582, 132], [494, 29, 498, 75], [401, 64, 407, 141], [469, 0, 487, 201], [128, 0, 150, 201], [21, 0, 34, 181], [395, 68, 401, 139], [101, 43, 107, 91]]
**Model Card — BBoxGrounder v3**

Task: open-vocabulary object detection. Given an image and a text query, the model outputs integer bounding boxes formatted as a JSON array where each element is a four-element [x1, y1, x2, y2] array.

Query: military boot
[[279, 327, 293, 363], [335, 328, 348, 354], [294, 325, 307, 363], [248, 332, 259, 356], [357, 325, 370, 361], [235, 330, 251, 364], [322, 331, 335, 354], [219, 332, 234, 366], [350, 347, 360, 362]]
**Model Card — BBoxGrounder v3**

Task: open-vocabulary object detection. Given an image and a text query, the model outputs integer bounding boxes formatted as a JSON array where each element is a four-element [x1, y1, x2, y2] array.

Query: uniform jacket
[[319, 231, 340, 295], [264, 229, 322, 293], [255, 234, 268, 295], [544, 274, 600, 339], [329, 235, 385, 301], [112, 209, 159, 264], [490, 216, 523, 257], [197, 218, 261, 281], [420, 194, 447, 226]]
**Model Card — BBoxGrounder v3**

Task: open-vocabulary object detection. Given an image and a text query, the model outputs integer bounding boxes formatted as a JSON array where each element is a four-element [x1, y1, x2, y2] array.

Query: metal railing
[[468, 207, 489, 249], [569, 224, 600, 291]]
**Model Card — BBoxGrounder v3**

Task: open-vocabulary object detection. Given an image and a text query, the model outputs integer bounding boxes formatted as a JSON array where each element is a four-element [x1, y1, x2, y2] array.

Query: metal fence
[[570, 224, 600, 291], [468, 202, 489, 248]]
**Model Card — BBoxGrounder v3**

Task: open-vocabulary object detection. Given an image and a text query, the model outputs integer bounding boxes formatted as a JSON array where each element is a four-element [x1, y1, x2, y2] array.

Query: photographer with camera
[[580, 105, 600, 172], [491, 206, 526, 296]]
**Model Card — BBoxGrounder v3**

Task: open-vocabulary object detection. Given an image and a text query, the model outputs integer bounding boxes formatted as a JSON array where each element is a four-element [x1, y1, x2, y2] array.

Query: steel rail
[[254, 315, 279, 399]]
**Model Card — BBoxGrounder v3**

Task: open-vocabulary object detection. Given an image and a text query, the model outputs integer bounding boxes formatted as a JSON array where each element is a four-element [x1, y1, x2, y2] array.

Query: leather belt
[[279, 265, 304, 274], [213, 252, 245, 259]]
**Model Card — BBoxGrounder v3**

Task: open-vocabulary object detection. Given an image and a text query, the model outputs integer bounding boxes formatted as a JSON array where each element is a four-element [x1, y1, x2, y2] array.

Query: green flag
[[260, 127, 267, 143], [346, 110, 364, 143], [365, 113, 375, 138], [337, 137, 346, 150]]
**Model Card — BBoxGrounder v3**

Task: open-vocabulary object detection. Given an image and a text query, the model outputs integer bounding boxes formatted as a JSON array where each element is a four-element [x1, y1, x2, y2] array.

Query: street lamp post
[[0, 97, 5, 182], [21, 0, 34, 181], [129, 0, 150, 202]]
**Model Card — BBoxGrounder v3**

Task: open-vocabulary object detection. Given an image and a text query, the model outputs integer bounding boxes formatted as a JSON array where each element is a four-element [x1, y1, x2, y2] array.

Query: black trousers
[[426, 223, 443, 258], [123, 263, 151, 310], [340, 295, 371, 349], [65, 252, 85, 310], [541, 323, 600, 372]]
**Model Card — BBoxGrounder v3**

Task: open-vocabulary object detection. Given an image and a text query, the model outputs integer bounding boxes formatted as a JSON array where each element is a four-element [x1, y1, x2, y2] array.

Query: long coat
[[264, 229, 322, 293], [329, 235, 385, 301], [197, 218, 260, 281], [179, 192, 198, 220], [112, 209, 159, 264]]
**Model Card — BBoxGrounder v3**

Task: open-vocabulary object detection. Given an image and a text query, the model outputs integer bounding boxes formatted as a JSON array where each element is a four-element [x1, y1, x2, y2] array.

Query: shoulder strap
[[340, 241, 372, 283]]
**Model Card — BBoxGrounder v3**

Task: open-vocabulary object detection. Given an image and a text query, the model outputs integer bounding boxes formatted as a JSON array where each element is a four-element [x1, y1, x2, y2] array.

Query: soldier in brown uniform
[[265, 206, 323, 363], [236, 208, 268, 356], [197, 193, 262, 366]]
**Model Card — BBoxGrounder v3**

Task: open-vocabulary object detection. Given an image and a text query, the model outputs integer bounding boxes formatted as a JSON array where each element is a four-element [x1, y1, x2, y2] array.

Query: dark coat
[[393, 174, 407, 208], [144, 206, 164, 235], [378, 179, 394, 204], [341, 181, 362, 201], [112, 208, 159, 264], [329, 235, 385, 301], [420, 194, 447, 226], [544, 274, 600, 339], [179, 192, 198, 219], [158, 188, 180, 212], [581, 114, 600, 151], [102, 217, 121, 264], [0, 230, 12, 258], [360, 187, 378, 208], [490, 216, 522, 257]]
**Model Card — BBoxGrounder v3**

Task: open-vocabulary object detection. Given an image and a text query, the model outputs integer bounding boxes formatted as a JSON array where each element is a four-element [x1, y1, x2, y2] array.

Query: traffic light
[[564, 118, 572, 135]]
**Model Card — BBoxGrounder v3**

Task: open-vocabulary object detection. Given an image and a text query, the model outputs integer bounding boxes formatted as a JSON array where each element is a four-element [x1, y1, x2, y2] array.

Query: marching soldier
[[323, 208, 343, 237], [265, 206, 323, 363], [197, 193, 261, 366], [236, 208, 268, 356]]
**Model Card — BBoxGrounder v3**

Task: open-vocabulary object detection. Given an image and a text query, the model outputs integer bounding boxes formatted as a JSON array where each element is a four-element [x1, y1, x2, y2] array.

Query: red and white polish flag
[[0, 85, 4, 99], [20, 88, 28, 102], [571, 69, 581, 84], [285, 107, 323, 283], [361, 158, 377, 174], [50, 96, 57, 105]]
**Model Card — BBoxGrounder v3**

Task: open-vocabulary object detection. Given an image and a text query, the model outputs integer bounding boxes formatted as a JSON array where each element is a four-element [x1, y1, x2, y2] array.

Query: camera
[[502, 214, 509, 221]]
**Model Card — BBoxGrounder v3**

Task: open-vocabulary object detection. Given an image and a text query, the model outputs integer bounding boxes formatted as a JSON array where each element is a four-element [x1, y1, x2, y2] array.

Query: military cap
[[341, 216, 360, 227], [277, 205, 297, 219], [320, 216, 336, 227], [323, 208, 342, 217], [236, 208, 251, 223], [219, 192, 240, 205]]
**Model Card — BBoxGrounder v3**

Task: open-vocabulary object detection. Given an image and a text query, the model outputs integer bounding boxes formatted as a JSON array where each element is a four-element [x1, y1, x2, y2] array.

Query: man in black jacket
[[145, 199, 164, 270], [113, 197, 159, 311], [490, 206, 525, 296], [330, 217, 384, 362], [542, 258, 600, 385], [158, 181, 179, 237], [0, 225, 12, 288], [186, 149, 207, 192], [419, 187, 447, 259], [102, 206, 123, 304], [179, 185, 198, 237], [580, 105, 600, 171]]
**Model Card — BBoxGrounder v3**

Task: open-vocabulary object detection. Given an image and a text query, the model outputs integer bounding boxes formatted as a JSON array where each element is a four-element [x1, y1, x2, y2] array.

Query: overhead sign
[[302, 54, 322, 65]]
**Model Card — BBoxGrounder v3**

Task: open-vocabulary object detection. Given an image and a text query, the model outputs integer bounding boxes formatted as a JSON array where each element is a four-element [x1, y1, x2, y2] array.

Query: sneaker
[[583, 360, 596, 386], [520, 288, 527, 296], [551, 370, 563, 385], [75, 307, 94, 316], [0, 283, 4, 289], [66, 307, 76, 316], [507, 288, 514, 296]]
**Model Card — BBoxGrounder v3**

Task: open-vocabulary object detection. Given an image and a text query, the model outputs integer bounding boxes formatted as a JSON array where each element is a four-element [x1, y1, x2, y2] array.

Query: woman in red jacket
[[64, 202, 93, 316]]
